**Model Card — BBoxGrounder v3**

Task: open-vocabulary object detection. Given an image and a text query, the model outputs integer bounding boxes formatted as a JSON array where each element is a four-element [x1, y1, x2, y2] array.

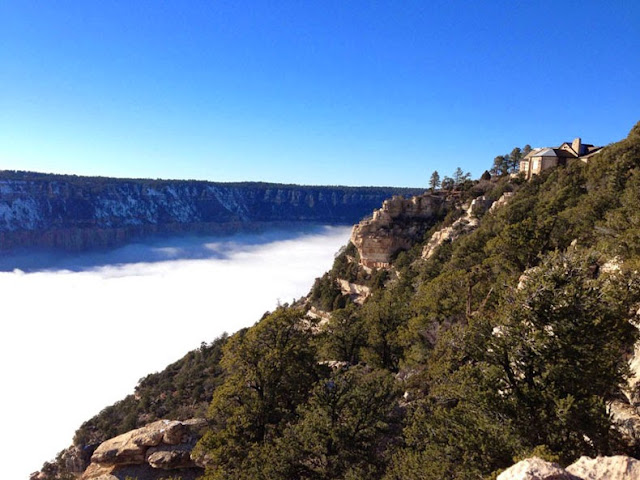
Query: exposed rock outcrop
[[80, 418, 207, 480], [498, 456, 640, 480], [0, 171, 422, 251], [609, 314, 640, 446], [350, 193, 449, 270], [626, 321, 640, 405], [306, 306, 331, 323], [30, 446, 93, 480], [421, 193, 513, 259], [566, 455, 640, 479], [497, 457, 578, 480], [421, 195, 490, 259], [337, 278, 371, 304], [610, 400, 640, 447], [490, 191, 514, 212]]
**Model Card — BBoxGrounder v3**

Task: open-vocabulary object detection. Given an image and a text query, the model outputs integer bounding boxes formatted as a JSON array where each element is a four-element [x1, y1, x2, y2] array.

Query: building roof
[[553, 148, 578, 158], [523, 140, 601, 161], [533, 148, 558, 157], [523, 148, 545, 160], [579, 148, 604, 161]]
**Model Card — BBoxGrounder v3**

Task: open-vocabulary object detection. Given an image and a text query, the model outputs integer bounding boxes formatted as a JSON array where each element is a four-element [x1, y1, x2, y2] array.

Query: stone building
[[519, 137, 602, 180]]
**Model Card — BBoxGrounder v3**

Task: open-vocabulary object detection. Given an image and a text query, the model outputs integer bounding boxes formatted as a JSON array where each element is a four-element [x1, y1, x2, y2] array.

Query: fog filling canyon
[[0, 225, 351, 479]]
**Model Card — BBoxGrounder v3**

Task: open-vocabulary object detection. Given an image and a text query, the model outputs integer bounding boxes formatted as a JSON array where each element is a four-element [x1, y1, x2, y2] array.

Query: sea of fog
[[0, 225, 351, 480]]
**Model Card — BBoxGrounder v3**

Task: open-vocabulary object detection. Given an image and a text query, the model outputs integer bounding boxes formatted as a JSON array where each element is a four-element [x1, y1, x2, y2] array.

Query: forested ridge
[[40, 122, 640, 480]]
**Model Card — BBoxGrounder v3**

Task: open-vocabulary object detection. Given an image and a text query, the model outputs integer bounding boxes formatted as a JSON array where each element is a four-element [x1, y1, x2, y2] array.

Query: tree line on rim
[[428, 144, 533, 192]]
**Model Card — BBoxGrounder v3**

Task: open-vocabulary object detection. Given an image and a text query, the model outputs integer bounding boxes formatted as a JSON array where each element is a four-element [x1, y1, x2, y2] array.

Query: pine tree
[[428, 170, 440, 191]]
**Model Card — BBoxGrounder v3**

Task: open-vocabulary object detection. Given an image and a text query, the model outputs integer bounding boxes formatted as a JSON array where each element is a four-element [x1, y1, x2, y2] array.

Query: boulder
[[82, 463, 117, 480], [496, 457, 578, 480], [160, 420, 186, 445], [566, 455, 640, 480], [90, 421, 165, 465], [146, 445, 196, 469]]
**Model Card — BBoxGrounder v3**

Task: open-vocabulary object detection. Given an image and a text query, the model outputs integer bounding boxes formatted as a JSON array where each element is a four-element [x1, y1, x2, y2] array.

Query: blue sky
[[1, 1, 638, 187]]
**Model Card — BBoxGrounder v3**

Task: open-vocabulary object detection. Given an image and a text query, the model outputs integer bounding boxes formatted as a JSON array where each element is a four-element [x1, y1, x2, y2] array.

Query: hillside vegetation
[[39, 122, 640, 480]]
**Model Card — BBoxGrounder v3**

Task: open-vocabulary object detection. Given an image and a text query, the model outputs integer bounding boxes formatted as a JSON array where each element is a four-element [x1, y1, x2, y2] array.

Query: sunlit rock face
[[0, 172, 422, 251], [496, 457, 578, 480], [566, 455, 640, 479], [79, 419, 207, 480], [350, 193, 450, 270], [497, 456, 640, 480], [337, 278, 371, 304]]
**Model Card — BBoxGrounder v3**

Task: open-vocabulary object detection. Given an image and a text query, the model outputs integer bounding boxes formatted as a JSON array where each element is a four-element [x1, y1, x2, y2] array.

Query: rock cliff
[[350, 193, 451, 270], [0, 171, 422, 251], [349, 191, 515, 271]]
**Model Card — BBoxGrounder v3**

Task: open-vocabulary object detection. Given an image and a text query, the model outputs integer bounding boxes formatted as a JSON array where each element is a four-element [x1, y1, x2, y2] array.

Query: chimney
[[572, 137, 582, 156]]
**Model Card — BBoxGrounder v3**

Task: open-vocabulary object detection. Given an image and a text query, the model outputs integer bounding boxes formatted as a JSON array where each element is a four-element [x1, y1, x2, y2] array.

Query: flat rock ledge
[[81, 418, 207, 480], [498, 455, 640, 480]]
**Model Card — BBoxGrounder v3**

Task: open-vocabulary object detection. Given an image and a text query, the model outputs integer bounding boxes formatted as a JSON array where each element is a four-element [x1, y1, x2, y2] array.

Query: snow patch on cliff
[[208, 186, 250, 221], [93, 186, 203, 226], [0, 197, 43, 230]]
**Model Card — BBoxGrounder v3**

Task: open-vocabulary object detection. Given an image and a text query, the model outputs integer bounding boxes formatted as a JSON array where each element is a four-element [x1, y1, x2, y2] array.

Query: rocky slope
[[0, 171, 422, 251]]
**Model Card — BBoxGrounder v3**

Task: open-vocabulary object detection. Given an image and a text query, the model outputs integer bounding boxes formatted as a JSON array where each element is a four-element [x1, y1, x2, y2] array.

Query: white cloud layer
[[0, 225, 351, 479]]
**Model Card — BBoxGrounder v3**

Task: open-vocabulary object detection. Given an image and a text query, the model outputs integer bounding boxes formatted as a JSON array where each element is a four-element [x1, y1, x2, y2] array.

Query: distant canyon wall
[[0, 172, 423, 251]]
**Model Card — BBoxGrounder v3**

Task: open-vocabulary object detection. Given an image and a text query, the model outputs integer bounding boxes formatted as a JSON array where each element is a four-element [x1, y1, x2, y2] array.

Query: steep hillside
[[0, 171, 422, 251], [34, 122, 640, 480]]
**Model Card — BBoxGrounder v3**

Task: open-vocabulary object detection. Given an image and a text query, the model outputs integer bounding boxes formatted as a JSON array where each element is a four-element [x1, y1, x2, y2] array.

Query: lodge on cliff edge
[[519, 137, 602, 180]]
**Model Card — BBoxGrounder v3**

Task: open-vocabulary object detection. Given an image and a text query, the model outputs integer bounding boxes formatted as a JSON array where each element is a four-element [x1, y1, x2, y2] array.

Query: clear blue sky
[[1, 1, 638, 187]]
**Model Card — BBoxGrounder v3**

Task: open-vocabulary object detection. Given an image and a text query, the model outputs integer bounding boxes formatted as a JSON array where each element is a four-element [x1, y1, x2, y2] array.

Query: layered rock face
[[497, 456, 640, 480], [350, 193, 450, 269], [350, 192, 514, 270], [78, 418, 207, 480], [0, 171, 422, 251]]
